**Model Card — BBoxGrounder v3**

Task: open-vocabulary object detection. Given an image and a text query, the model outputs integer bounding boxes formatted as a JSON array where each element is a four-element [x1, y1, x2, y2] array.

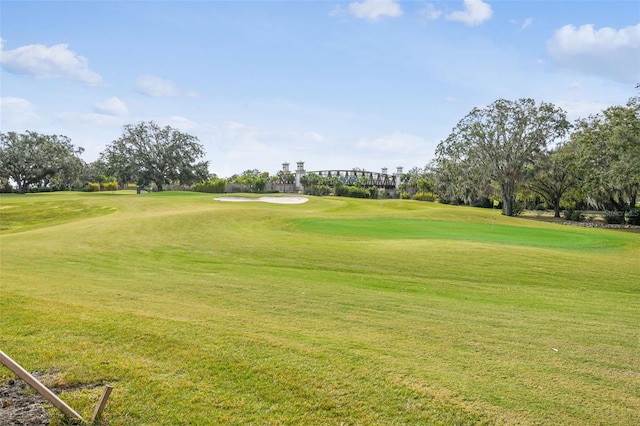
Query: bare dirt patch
[[1, 376, 50, 425], [1, 371, 106, 425]]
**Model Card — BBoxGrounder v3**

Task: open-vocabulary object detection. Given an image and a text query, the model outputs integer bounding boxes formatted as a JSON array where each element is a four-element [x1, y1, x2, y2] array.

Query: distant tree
[[300, 173, 330, 195], [570, 96, 640, 213], [47, 151, 85, 190], [274, 170, 295, 184], [432, 153, 496, 205], [254, 177, 267, 192], [230, 169, 266, 192], [436, 99, 570, 215], [101, 121, 208, 191], [355, 175, 369, 188], [527, 144, 578, 217], [402, 167, 432, 195], [80, 160, 110, 186], [0, 131, 84, 193], [416, 177, 432, 194]]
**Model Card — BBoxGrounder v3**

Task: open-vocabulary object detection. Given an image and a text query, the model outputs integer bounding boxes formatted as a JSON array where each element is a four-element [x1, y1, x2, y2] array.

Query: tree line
[[0, 121, 209, 193], [1, 95, 638, 222], [430, 95, 639, 219]]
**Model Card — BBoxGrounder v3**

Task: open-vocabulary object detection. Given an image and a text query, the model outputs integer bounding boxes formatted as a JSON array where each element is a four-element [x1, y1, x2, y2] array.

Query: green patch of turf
[[290, 218, 631, 251]]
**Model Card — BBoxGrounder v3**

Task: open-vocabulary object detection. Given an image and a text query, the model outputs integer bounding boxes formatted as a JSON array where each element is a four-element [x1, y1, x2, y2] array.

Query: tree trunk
[[18, 181, 28, 194], [501, 180, 516, 216]]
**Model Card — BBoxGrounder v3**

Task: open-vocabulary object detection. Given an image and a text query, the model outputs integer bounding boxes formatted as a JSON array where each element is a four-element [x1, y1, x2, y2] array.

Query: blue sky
[[1, 0, 638, 177]]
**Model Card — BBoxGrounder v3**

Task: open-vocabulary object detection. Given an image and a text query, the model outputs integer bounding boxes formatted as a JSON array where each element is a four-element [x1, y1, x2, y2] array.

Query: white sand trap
[[215, 196, 309, 204]]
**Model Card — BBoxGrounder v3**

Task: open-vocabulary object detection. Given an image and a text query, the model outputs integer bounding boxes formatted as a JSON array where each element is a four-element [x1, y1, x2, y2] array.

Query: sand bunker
[[215, 196, 308, 204]]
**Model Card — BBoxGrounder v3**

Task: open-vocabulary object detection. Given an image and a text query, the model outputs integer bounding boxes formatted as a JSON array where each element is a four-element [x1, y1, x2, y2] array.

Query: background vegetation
[[1, 95, 637, 221], [1, 192, 638, 424]]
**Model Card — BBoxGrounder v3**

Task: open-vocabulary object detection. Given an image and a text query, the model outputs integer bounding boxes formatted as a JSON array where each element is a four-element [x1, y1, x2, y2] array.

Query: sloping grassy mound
[[0, 194, 116, 234], [1, 192, 639, 425]]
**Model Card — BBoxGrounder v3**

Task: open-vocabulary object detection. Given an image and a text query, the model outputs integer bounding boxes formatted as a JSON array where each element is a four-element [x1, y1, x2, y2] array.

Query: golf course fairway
[[1, 191, 638, 425]]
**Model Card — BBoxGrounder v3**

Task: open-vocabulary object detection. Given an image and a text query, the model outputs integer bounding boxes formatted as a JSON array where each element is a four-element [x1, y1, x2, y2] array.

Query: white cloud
[[446, 0, 493, 27], [135, 74, 187, 97], [0, 97, 38, 129], [547, 23, 640, 83], [348, 0, 403, 21], [521, 18, 533, 30], [93, 97, 128, 116], [0, 40, 103, 85]]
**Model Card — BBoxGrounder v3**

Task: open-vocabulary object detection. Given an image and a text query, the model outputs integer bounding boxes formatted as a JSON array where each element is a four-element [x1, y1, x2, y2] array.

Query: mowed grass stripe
[[1, 192, 639, 425], [289, 218, 631, 251]]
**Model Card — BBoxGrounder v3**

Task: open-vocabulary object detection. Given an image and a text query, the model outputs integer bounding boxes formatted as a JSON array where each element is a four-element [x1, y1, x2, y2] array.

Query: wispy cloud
[[547, 23, 640, 83], [0, 39, 103, 85], [135, 74, 197, 98], [93, 97, 128, 116], [345, 0, 403, 21], [0, 97, 39, 129], [419, 3, 443, 22], [521, 18, 533, 30], [446, 0, 493, 27]]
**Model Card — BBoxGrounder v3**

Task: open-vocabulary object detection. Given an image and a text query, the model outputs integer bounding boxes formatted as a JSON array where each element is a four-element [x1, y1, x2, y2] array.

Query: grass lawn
[[1, 191, 639, 425]]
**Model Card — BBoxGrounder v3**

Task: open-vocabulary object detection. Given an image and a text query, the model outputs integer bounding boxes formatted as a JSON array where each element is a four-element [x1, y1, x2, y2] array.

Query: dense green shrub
[[304, 185, 331, 196], [506, 201, 524, 216], [400, 192, 411, 199], [348, 187, 368, 198], [627, 208, 640, 226], [86, 182, 101, 192], [471, 197, 494, 208], [368, 186, 379, 199], [193, 178, 227, 193], [413, 192, 436, 202], [563, 208, 583, 222], [603, 211, 625, 224], [103, 181, 118, 191], [334, 185, 370, 198]]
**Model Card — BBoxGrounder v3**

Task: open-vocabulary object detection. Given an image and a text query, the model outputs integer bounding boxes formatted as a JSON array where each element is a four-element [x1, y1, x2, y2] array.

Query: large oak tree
[[101, 121, 209, 191], [0, 131, 84, 193], [436, 98, 570, 216], [570, 96, 640, 213]]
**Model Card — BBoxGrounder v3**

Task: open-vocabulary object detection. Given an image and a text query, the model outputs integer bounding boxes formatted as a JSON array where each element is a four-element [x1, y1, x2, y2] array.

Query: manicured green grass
[[291, 218, 630, 251], [1, 192, 639, 425]]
